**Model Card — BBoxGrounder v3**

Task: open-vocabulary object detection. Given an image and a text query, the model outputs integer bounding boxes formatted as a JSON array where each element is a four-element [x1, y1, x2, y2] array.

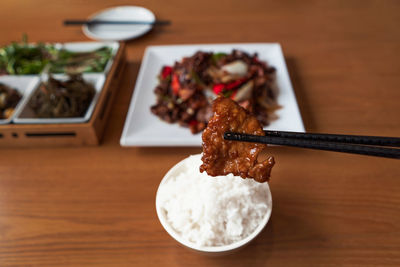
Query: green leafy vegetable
[[0, 36, 56, 75], [222, 90, 234, 98], [49, 46, 113, 74], [0, 35, 113, 75], [191, 70, 202, 84], [211, 52, 227, 63]]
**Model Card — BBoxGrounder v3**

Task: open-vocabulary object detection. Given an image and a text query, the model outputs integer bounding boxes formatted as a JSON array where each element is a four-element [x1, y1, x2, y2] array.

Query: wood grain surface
[[0, 0, 399, 266]]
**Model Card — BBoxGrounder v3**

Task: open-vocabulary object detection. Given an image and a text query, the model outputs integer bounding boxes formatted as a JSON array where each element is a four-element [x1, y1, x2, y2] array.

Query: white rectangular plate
[[121, 43, 305, 147]]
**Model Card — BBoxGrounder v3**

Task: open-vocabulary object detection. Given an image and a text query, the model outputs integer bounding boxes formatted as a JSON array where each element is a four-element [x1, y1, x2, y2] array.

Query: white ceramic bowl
[[83, 6, 155, 41], [155, 154, 272, 254]]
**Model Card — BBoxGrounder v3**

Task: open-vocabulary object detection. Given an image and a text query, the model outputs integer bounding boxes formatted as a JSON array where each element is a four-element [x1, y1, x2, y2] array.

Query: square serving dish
[[120, 43, 305, 147], [0, 76, 39, 124], [13, 73, 106, 124], [0, 42, 126, 147]]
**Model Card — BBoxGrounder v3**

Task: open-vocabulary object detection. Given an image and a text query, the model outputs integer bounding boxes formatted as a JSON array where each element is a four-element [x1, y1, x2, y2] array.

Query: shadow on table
[[285, 57, 316, 132]]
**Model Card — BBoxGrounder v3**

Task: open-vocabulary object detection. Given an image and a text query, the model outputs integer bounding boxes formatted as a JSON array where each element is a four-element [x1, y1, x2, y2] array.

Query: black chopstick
[[224, 131, 400, 159], [63, 20, 171, 26], [263, 130, 400, 147]]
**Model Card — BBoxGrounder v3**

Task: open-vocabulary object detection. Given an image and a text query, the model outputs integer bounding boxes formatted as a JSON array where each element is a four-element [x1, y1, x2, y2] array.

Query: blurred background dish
[[50, 42, 119, 74], [82, 6, 155, 41], [13, 73, 105, 124], [120, 43, 305, 147], [0, 76, 39, 124]]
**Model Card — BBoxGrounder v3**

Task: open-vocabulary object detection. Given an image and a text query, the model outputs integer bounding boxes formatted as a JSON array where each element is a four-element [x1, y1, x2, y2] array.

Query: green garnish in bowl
[[0, 35, 57, 75]]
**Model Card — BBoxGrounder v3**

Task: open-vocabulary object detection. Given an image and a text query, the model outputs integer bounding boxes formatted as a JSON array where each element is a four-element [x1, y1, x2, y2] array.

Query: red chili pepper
[[213, 84, 225, 95], [189, 119, 198, 126], [213, 78, 247, 95], [226, 78, 247, 90], [171, 74, 180, 95], [161, 66, 173, 79]]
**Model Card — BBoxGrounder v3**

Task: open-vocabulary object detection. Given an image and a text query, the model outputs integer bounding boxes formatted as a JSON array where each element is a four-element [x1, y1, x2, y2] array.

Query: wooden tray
[[0, 42, 126, 147]]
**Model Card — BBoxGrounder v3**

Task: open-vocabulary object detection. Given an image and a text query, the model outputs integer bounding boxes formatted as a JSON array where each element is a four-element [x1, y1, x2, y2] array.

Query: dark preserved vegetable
[[29, 74, 95, 118]]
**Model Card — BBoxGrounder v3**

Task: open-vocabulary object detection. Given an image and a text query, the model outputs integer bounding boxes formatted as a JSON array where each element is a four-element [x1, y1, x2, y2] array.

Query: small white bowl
[[155, 154, 272, 255]]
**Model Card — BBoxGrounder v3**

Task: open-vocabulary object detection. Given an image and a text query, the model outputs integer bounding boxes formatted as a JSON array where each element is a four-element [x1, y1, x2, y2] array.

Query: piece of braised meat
[[200, 96, 274, 183]]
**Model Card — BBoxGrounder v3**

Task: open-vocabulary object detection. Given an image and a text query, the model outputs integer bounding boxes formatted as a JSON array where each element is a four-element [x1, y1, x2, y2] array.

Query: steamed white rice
[[157, 154, 271, 247]]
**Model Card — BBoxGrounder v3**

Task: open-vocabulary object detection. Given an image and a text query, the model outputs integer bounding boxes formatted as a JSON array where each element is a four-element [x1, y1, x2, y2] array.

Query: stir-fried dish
[[200, 96, 275, 183], [29, 74, 95, 118], [151, 50, 279, 134], [0, 36, 56, 75], [49, 46, 113, 73], [0, 83, 22, 119]]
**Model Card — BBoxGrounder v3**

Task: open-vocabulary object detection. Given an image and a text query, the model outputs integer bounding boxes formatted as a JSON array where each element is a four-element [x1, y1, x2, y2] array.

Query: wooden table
[[1, 0, 399, 266]]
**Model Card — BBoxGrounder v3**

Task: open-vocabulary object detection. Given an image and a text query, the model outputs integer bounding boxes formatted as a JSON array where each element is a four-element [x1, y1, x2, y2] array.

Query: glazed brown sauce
[[200, 96, 274, 183]]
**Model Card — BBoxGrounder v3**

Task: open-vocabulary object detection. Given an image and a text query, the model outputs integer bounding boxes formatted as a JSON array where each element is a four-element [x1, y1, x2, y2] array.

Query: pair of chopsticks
[[64, 20, 171, 26], [224, 130, 400, 159]]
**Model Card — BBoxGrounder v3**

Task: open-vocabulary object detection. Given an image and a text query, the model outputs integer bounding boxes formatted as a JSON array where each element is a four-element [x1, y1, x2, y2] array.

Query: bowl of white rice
[[156, 154, 272, 254]]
